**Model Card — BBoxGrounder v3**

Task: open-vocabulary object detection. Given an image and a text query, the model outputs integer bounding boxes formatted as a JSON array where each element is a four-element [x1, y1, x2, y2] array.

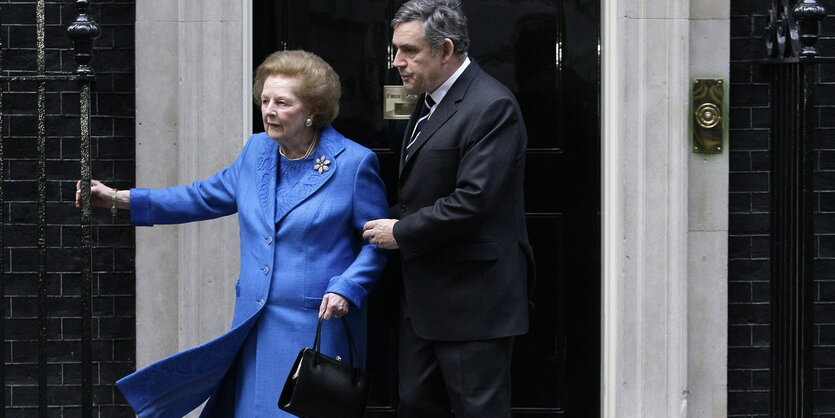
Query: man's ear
[[440, 38, 455, 63]]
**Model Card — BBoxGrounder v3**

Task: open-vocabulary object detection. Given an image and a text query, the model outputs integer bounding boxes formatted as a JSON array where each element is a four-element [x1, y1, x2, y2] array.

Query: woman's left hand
[[319, 293, 349, 320]]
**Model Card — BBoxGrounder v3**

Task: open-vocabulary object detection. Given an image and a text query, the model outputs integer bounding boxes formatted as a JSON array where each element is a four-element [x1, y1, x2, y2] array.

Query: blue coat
[[116, 126, 389, 417]]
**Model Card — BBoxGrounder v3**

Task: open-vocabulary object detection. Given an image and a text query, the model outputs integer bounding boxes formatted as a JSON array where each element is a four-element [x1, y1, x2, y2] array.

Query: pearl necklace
[[279, 135, 318, 161]]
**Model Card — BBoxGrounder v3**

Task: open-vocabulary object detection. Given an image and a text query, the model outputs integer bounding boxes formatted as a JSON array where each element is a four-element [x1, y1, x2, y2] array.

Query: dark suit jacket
[[392, 61, 535, 341]]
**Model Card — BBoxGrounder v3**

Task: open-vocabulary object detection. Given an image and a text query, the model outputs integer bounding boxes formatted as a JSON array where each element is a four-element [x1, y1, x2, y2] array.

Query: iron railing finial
[[794, 0, 826, 57], [67, 0, 100, 75]]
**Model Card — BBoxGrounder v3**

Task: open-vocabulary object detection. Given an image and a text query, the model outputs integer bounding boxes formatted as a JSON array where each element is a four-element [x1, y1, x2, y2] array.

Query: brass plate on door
[[692, 79, 724, 154], [383, 85, 419, 120]]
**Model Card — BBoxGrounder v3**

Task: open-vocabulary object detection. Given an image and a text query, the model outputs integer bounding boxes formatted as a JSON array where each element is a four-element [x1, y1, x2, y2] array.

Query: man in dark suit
[[362, 1, 534, 416]]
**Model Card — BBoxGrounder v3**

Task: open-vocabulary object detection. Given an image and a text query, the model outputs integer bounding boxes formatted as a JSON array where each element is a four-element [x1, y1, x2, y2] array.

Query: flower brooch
[[313, 155, 331, 174]]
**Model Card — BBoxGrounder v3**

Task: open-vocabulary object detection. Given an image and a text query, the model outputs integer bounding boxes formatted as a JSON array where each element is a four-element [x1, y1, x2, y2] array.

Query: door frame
[[600, 1, 728, 417], [134, 1, 729, 417]]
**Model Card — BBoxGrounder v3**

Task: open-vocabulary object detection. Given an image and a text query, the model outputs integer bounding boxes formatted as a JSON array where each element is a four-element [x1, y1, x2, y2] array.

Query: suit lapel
[[398, 62, 480, 176], [274, 125, 345, 225], [399, 94, 427, 172]]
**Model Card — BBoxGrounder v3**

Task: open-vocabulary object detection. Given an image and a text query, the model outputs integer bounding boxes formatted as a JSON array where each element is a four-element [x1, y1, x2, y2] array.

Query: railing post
[[763, 1, 825, 417], [0, 0, 98, 415], [68, 1, 99, 416], [0, 6, 5, 418]]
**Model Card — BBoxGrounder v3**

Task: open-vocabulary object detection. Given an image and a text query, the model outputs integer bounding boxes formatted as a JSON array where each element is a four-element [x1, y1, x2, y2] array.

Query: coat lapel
[[398, 62, 479, 176], [255, 137, 278, 224], [274, 125, 345, 225]]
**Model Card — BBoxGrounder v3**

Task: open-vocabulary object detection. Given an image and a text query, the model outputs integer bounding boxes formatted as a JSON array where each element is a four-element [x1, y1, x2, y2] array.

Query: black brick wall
[[729, 3, 774, 416], [1, 1, 135, 416], [730, 0, 835, 416], [816, 12, 835, 413]]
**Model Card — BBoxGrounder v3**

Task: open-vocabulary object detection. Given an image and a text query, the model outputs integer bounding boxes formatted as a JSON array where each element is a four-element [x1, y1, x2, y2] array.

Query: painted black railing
[[0, 0, 99, 416], [761, 0, 825, 416]]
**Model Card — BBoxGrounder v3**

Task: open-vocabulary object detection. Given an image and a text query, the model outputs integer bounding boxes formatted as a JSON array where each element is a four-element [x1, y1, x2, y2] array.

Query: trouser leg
[[434, 337, 514, 418], [397, 314, 454, 418]]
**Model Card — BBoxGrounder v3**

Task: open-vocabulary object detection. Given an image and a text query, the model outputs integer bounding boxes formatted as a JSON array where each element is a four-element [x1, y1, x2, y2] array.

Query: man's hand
[[362, 219, 399, 249]]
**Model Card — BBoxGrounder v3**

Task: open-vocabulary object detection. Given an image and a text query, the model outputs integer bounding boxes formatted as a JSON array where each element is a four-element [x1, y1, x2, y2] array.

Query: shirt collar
[[426, 56, 471, 109]]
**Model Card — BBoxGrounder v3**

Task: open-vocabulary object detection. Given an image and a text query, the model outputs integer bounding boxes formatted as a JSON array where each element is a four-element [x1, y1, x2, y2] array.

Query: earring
[[305, 118, 313, 127]]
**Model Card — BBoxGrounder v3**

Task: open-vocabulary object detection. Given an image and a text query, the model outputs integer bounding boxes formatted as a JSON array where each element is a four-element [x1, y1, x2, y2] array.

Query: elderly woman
[[77, 50, 388, 417]]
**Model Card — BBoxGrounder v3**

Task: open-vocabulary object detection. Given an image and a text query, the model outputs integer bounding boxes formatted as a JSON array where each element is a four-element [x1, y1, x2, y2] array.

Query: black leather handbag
[[278, 316, 370, 418]]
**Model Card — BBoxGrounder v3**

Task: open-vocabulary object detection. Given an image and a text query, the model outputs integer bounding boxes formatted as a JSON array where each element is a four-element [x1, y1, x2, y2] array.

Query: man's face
[[391, 20, 445, 94]]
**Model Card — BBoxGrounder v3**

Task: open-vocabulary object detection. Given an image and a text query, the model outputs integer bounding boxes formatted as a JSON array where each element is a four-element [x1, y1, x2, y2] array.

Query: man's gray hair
[[392, 0, 469, 56]]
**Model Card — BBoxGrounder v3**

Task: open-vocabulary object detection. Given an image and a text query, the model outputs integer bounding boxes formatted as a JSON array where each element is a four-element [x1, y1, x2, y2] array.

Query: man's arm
[[392, 95, 525, 259]]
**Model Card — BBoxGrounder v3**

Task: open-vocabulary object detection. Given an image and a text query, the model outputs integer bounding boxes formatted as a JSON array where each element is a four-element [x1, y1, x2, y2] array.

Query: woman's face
[[260, 74, 312, 142]]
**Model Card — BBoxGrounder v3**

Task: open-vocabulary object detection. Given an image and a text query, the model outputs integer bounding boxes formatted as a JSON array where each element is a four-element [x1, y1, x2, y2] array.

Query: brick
[[823, 235, 835, 257], [730, 150, 752, 171], [729, 213, 770, 234], [731, 0, 768, 15], [96, 405, 135, 418], [729, 129, 770, 151], [818, 303, 835, 324], [10, 385, 39, 407], [728, 389, 770, 416], [730, 107, 752, 129], [752, 281, 770, 303], [729, 323, 752, 346], [729, 236, 752, 259], [817, 347, 835, 368], [98, 361, 133, 382], [751, 192, 770, 213], [821, 369, 835, 388], [728, 369, 751, 390], [729, 259, 770, 282], [818, 213, 835, 234], [821, 38, 835, 59], [731, 37, 758, 62], [730, 302, 770, 325], [98, 273, 132, 296], [822, 63, 835, 83], [820, 281, 835, 302], [731, 16, 753, 38], [730, 172, 770, 193], [729, 346, 770, 369], [821, 108, 835, 129], [97, 317, 133, 339], [112, 339, 133, 362], [752, 325, 770, 347], [93, 296, 114, 317], [730, 84, 771, 108], [730, 192, 752, 213], [752, 369, 770, 390], [731, 62, 752, 84], [98, 137, 134, 159], [751, 107, 770, 128], [823, 325, 835, 345], [751, 235, 769, 258]]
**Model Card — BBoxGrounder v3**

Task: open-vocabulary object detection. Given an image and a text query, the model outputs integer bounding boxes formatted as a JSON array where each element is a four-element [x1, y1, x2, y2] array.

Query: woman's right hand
[[75, 179, 128, 210]]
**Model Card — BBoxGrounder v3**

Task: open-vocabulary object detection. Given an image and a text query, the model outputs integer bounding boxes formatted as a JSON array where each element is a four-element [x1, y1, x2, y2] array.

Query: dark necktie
[[405, 94, 435, 159]]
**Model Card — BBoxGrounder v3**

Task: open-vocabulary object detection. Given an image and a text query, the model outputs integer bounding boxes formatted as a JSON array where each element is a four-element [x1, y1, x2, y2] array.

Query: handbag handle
[[312, 316, 357, 368]]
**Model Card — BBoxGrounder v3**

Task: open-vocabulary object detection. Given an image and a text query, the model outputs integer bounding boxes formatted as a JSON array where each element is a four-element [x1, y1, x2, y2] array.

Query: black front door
[[253, 1, 600, 415]]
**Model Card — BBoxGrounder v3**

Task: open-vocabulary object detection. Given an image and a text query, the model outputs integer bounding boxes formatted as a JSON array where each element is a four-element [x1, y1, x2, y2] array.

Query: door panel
[[253, 1, 600, 415]]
